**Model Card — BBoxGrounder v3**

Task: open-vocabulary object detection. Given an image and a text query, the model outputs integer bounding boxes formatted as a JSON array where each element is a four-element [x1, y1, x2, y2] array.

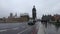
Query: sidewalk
[[37, 22, 45, 34]]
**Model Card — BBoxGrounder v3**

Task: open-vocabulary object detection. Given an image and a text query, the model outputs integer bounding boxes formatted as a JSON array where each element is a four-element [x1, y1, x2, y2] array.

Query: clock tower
[[32, 5, 36, 20]]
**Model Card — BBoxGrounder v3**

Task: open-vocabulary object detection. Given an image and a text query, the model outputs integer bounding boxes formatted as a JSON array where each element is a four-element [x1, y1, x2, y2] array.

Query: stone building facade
[[0, 13, 29, 23]]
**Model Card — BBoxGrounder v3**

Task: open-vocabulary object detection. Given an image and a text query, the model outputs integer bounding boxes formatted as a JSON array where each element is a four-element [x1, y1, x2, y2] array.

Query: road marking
[[12, 27, 19, 30], [0, 27, 19, 32], [0, 29, 7, 32]]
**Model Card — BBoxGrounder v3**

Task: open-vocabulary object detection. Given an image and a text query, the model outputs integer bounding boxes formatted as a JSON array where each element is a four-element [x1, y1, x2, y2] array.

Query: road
[[0, 22, 39, 34], [0, 22, 31, 34]]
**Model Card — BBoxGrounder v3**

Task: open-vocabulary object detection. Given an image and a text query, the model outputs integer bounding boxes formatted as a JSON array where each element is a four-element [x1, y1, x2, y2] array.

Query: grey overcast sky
[[0, 0, 60, 18]]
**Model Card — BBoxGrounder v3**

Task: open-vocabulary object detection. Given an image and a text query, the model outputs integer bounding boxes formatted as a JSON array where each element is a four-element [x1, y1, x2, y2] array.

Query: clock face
[[32, 6, 36, 11], [32, 8, 36, 11]]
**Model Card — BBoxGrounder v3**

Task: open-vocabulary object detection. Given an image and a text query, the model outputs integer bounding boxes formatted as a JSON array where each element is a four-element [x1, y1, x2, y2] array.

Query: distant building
[[10, 13, 13, 17], [41, 15, 52, 22], [20, 14, 29, 22], [0, 17, 6, 22], [0, 18, 4, 22], [14, 13, 18, 18], [15, 13, 17, 17], [52, 14, 60, 21], [5, 13, 29, 22], [8, 13, 14, 18]]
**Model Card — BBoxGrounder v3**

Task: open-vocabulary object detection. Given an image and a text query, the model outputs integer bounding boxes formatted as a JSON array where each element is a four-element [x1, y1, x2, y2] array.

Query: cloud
[[0, 0, 60, 18]]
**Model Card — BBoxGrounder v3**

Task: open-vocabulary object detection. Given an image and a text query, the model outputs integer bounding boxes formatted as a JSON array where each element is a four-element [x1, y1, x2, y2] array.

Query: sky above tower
[[0, 0, 60, 18]]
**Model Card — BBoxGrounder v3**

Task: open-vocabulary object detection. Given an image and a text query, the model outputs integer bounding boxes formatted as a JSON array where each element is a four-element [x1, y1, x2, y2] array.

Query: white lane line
[[12, 27, 19, 30], [0, 29, 7, 32], [0, 27, 29, 33], [0, 27, 19, 32]]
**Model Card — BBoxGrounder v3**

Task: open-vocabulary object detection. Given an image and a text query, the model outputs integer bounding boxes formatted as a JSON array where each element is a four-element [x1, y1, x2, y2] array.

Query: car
[[28, 21, 35, 25]]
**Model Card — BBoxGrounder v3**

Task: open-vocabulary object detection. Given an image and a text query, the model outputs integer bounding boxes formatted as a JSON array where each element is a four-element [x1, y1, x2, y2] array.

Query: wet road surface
[[0, 22, 39, 34], [1, 22, 60, 34], [0, 22, 31, 34], [38, 22, 60, 34]]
